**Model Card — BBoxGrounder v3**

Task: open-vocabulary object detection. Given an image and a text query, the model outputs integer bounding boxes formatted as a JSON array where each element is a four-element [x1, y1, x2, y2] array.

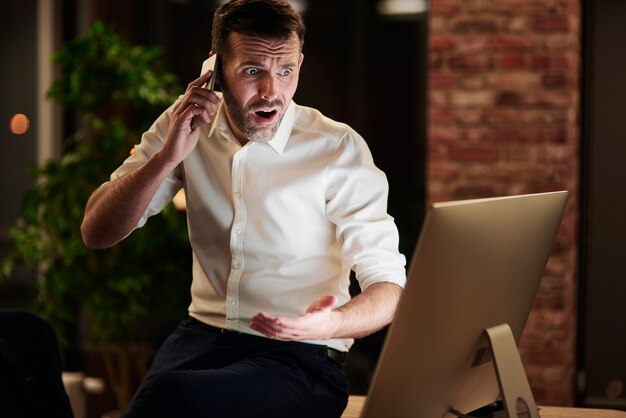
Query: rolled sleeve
[[325, 130, 407, 290]]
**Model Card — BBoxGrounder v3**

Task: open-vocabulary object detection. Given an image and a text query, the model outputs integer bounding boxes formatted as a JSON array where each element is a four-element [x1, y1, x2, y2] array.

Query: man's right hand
[[81, 71, 221, 249], [160, 69, 222, 166]]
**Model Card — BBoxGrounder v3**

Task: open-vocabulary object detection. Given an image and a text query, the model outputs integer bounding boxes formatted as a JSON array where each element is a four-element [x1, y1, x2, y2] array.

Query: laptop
[[359, 191, 568, 418]]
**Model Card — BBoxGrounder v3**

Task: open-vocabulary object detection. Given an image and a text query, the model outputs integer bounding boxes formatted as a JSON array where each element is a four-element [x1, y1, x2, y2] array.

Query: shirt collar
[[210, 99, 296, 155], [265, 100, 295, 154]]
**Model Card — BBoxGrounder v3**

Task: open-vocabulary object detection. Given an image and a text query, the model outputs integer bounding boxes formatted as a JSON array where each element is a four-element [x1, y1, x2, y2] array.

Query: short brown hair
[[211, 0, 306, 57]]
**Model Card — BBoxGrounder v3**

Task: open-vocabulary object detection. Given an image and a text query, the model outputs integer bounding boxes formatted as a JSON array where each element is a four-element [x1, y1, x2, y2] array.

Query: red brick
[[455, 110, 484, 126], [545, 34, 580, 51], [448, 147, 500, 161], [427, 145, 447, 161], [457, 76, 487, 90], [429, 127, 462, 143], [506, 16, 532, 33], [552, 228, 576, 254], [542, 73, 574, 88], [525, 365, 572, 385], [540, 273, 567, 290], [489, 0, 546, 15], [533, 292, 566, 310], [492, 129, 541, 142], [428, 90, 448, 107], [486, 35, 540, 51], [450, 90, 494, 108], [543, 0, 576, 15], [486, 109, 570, 125], [530, 53, 575, 70], [530, 384, 575, 407], [428, 16, 447, 34], [526, 91, 575, 108], [448, 54, 494, 71], [503, 146, 532, 162], [500, 54, 526, 70], [429, 109, 456, 124], [452, 17, 501, 33], [535, 146, 572, 164], [486, 72, 541, 89], [464, 128, 490, 142], [429, 35, 455, 51], [430, 0, 461, 16], [544, 128, 568, 143], [451, 184, 499, 200], [429, 53, 445, 70], [428, 163, 460, 181], [531, 310, 570, 330], [455, 36, 486, 53], [534, 16, 571, 33], [528, 348, 570, 365], [490, 165, 545, 182], [495, 91, 524, 107], [568, 0, 581, 16], [490, 128, 568, 143], [428, 74, 458, 88]]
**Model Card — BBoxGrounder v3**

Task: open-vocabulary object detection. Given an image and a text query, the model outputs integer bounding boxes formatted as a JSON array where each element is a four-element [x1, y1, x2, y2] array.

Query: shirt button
[[232, 261, 240, 270], [233, 192, 241, 199]]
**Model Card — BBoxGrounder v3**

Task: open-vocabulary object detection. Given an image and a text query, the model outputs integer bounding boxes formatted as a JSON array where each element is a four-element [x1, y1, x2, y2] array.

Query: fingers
[[172, 85, 221, 130], [172, 100, 204, 130], [159, 102, 206, 166], [161, 68, 221, 164], [250, 312, 280, 332], [250, 313, 290, 340], [173, 70, 220, 114], [174, 84, 221, 114], [250, 294, 342, 341], [250, 313, 306, 340], [250, 311, 332, 341], [190, 68, 215, 91], [306, 295, 337, 313]]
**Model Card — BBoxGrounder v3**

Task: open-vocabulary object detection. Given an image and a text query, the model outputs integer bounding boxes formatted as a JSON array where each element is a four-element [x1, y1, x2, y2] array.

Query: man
[[81, 0, 406, 416]]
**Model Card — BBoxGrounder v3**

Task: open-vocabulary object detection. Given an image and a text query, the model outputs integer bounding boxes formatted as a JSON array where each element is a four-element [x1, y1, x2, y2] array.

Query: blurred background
[[1, 0, 625, 417]]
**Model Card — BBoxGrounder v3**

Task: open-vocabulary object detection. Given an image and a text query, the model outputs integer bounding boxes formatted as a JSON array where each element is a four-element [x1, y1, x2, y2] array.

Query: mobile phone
[[200, 54, 218, 91]]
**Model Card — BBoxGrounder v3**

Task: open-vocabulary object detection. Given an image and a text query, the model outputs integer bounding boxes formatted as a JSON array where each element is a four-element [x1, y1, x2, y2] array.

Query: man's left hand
[[250, 295, 340, 341]]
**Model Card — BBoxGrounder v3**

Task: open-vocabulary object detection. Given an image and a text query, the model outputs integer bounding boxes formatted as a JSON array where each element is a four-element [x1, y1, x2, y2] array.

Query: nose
[[259, 73, 278, 101]]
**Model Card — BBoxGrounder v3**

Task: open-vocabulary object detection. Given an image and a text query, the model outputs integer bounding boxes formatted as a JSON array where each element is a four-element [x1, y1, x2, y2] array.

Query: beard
[[221, 83, 285, 144]]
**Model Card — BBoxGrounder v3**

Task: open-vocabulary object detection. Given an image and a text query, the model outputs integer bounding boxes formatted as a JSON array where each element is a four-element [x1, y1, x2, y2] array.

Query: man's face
[[219, 32, 303, 144]]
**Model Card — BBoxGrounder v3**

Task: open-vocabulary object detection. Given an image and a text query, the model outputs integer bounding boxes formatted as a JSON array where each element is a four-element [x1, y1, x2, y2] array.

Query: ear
[[299, 52, 304, 67]]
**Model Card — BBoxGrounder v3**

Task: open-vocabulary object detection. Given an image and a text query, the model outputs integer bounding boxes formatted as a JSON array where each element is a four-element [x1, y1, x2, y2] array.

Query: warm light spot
[[130, 147, 136, 155], [172, 189, 187, 211], [10, 113, 30, 135]]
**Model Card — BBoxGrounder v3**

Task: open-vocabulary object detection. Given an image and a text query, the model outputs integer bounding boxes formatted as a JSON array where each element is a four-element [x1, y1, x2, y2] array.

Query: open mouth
[[255, 110, 278, 119]]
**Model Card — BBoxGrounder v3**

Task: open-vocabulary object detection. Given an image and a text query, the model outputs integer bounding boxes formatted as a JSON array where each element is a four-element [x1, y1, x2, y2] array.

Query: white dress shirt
[[110, 98, 406, 352]]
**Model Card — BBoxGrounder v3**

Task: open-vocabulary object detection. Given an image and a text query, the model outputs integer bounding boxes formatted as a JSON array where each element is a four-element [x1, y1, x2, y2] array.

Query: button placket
[[225, 148, 247, 328]]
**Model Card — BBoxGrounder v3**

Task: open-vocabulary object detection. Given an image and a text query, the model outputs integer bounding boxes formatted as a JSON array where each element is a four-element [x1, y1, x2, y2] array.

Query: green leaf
[[1, 22, 189, 349]]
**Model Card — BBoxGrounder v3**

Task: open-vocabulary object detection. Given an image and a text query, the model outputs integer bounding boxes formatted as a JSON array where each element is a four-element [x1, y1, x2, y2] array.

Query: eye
[[244, 67, 260, 76], [279, 68, 293, 77]]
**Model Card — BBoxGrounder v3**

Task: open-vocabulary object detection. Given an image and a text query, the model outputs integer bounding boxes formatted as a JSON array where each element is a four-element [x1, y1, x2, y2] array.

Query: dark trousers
[[122, 317, 350, 418]]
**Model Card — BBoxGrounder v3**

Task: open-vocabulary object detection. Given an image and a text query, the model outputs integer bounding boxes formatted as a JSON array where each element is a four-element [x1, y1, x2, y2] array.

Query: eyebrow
[[240, 59, 298, 68]]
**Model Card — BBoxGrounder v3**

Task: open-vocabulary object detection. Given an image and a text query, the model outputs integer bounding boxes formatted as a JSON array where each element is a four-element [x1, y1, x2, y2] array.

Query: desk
[[341, 396, 626, 418]]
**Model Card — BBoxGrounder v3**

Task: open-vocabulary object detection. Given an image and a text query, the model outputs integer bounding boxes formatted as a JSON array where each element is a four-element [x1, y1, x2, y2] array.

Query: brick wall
[[427, 0, 581, 406]]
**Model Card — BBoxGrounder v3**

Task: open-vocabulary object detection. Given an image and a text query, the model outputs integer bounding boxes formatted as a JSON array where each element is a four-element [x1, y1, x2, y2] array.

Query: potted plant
[[0, 22, 191, 411]]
